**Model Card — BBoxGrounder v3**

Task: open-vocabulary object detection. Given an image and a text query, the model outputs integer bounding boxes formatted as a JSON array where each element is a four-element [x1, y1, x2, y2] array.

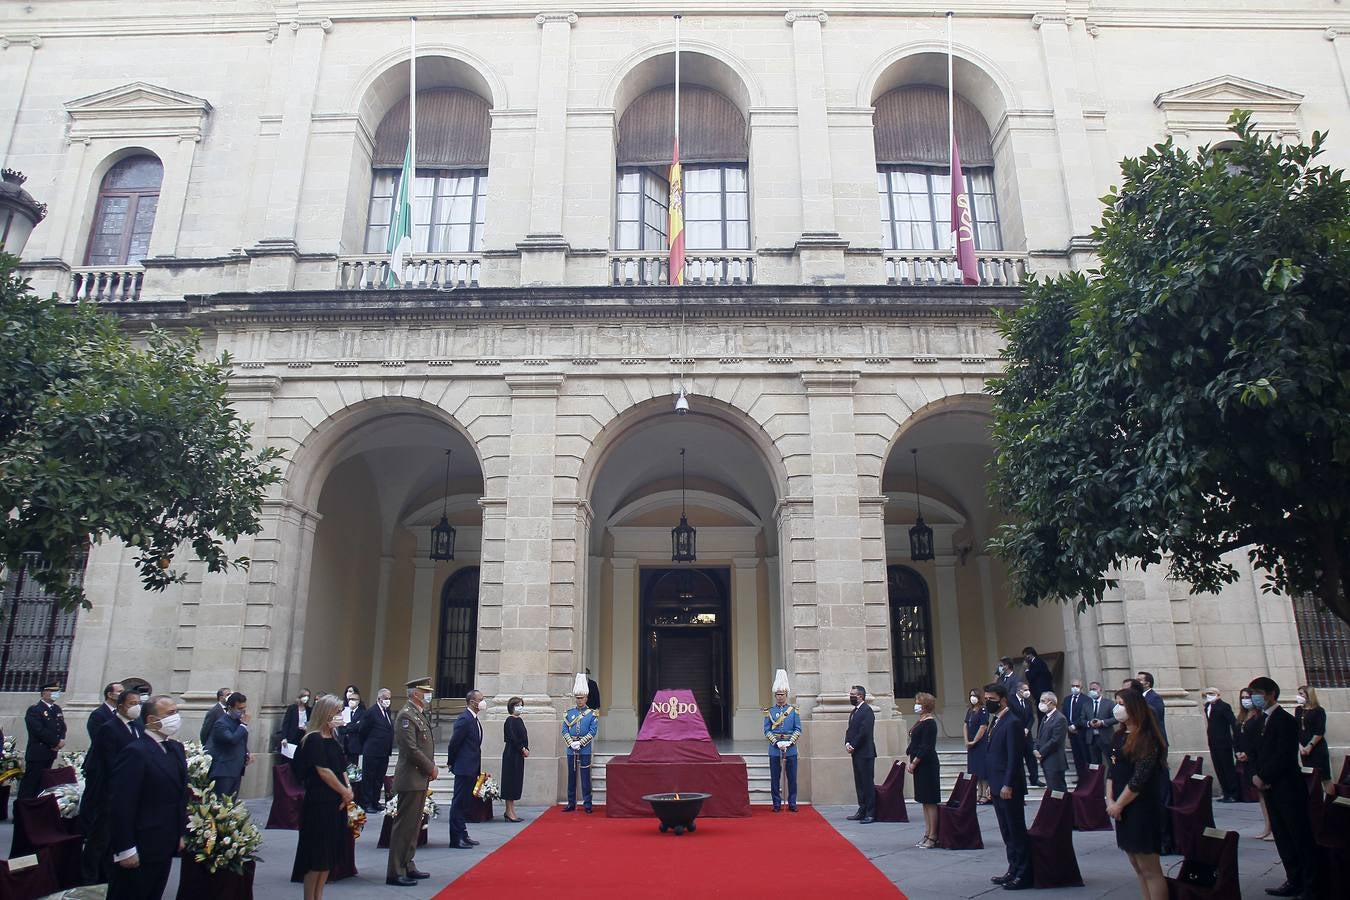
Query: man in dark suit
[[1203, 687, 1240, 802], [87, 681, 124, 742], [1008, 682, 1041, 788], [81, 688, 143, 885], [1136, 671, 1167, 745], [1062, 679, 1090, 781], [359, 687, 395, 812], [1084, 682, 1114, 765], [585, 668, 601, 711], [198, 686, 231, 744], [1022, 647, 1053, 721], [844, 684, 877, 824], [1249, 677, 1319, 899], [205, 692, 250, 798], [984, 682, 1031, 890], [108, 695, 188, 900], [19, 681, 67, 799], [1034, 692, 1069, 792], [446, 688, 485, 849]]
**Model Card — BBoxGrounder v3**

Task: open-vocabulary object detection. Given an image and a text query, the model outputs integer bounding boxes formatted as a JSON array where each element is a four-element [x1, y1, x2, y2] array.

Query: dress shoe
[[363, 806, 383, 814], [859, 816, 874, 824], [463, 836, 480, 846], [991, 873, 1012, 885], [1003, 878, 1031, 891], [386, 876, 417, 886], [787, 806, 797, 813], [1265, 884, 1300, 897], [562, 804, 576, 812], [583, 807, 593, 814], [447, 840, 473, 850], [846, 812, 863, 821], [505, 815, 524, 823], [773, 805, 781, 812], [408, 869, 430, 880]]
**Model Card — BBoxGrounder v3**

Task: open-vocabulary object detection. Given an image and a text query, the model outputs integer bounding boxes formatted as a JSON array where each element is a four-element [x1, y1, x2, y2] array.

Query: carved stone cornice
[[535, 12, 578, 26], [784, 10, 828, 25], [1031, 13, 1074, 29]]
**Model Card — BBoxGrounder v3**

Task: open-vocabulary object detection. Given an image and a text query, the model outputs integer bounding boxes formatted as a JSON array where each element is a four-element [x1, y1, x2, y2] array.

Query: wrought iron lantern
[[430, 449, 456, 561], [671, 447, 697, 562], [0, 169, 47, 258], [908, 448, 934, 562]]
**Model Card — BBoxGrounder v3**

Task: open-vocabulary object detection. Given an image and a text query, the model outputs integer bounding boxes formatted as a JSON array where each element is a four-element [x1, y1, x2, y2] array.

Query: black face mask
[[984, 700, 1001, 715], [849, 695, 860, 707]]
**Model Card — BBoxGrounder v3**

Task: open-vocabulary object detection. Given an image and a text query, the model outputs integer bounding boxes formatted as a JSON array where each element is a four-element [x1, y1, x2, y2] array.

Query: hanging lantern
[[429, 449, 456, 561], [671, 447, 697, 562], [909, 448, 934, 562]]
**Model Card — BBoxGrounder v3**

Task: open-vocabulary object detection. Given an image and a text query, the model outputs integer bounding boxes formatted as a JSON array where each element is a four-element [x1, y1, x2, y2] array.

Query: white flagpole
[[409, 16, 417, 255], [674, 15, 681, 148], [946, 11, 955, 214]]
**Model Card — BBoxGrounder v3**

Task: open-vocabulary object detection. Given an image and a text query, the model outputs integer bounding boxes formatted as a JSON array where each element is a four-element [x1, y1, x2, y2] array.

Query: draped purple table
[[1166, 827, 1240, 900], [0, 847, 60, 900], [37, 766, 77, 790], [0, 783, 10, 821], [936, 772, 982, 850], [1027, 790, 1083, 889], [176, 855, 255, 900], [8, 796, 82, 890], [873, 760, 909, 823], [266, 763, 304, 830], [1169, 774, 1216, 859]]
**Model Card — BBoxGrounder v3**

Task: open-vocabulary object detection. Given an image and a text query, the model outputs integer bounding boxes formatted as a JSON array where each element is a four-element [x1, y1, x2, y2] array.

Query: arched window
[[888, 564, 935, 699], [366, 89, 490, 254], [436, 566, 480, 699], [873, 86, 1001, 251], [85, 155, 162, 266], [0, 550, 85, 692], [615, 85, 749, 252]]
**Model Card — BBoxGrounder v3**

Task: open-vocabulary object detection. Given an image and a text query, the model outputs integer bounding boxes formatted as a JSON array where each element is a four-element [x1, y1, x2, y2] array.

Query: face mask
[[1240, 697, 1253, 710], [1203, 694, 1217, 704], [1088, 689, 1100, 700], [1038, 702, 1051, 714], [969, 695, 979, 705], [1251, 694, 1267, 711], [913, 704, 923, 714], [50, 691, 62, 701], [423, 691, 434, 704], [156, 713, 182, 738], [380, 699, 390, 708], [984, 700, 1000, 715], [479, 698, 489, 711], [330, 714, 344, 728], [349, 699, 359, 708], [849, 695, 860, 707], [995, 665, 1006, 676], [1112, 705, 1128, 723], [230, 708, 243, 719], [125, 704, 142, 720], [1070, 686, 1081, 695], [300, 696, 310, 705], [1019, 690, 1031, 699], [1295, 694, 1307, 706], [516, 706, 525, 715]]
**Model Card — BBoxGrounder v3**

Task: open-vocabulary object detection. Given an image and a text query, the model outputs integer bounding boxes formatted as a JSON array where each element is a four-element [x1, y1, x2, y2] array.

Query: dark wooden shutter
[[373, 89, 491, 169], [617, 85, 747, 166], [873, 85, 994, 167]]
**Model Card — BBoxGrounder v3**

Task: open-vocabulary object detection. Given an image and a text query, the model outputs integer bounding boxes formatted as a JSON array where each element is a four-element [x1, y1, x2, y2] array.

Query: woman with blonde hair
[[291, 694, 354, 900], [1295, 685, 1331, 788], [906, 692, 941, 848]]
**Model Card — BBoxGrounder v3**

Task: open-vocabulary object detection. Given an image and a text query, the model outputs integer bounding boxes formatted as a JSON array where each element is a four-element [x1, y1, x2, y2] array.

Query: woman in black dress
[[291, 694, 354, 900], [1105, 689, 1167, 900], [906, 692, 940, 848], [501, 696, 529, 823], [1296, 685, 1331, 788], [1235, 688, 1272, 839], [964, 689, 991, 803]]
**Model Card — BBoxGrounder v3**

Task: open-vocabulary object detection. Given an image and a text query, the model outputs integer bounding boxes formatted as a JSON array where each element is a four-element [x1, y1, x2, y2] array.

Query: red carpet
[[434, 806, 905, 899]]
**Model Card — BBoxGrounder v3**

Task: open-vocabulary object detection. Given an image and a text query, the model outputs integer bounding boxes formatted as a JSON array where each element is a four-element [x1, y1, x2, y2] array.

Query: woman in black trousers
[[501, 696, 529, 823]]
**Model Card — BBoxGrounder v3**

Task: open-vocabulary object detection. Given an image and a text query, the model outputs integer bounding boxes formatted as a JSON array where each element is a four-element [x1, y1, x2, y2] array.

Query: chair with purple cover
[[1027, 789, 1083, 888], [1071, 763, 1112, 831], [8, 796, 82, 889], [1169, 773, 1216, 859], [1304, 766, 1326, 836], [1235, 760, 1261, 802], [1337, 755, 1349, 789], [0, 782, 10, 820], [1314, 795, 1350, 875], [1165, 827, 1240, 900], [936, 771, 983, 850], [1171, 755, 1202, 793], [265, 762, 305, 830], [0, 847, 61, 900], [873, 760, 909, 823], [37, 766, 76, 790], [467, 795, 494, 823]]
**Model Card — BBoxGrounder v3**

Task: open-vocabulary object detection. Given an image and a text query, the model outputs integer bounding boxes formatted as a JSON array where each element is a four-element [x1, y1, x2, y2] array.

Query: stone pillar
[[145, 134, 200, 260], [608, 557, 640, 741], [407, 555, 437, 680], [586, 555, 602, 673], [1032, 14, 1100, 266], [550, 497, 591, 683], [731, 556, 763, 739], [1327, 29, 1350, 112], [248, 18, 331, 291], [51, 137, 91, 263], [518, 12, 578, 285], [931, 529, 966, 724], [785, 10, 848, 284], [0, 36, 39, 168], [766, 555, 782, 670], [368, 554, 395, 694]]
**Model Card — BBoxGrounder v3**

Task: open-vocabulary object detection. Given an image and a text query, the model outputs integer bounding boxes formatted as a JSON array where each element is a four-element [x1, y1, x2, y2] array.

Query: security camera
[[675, 388, 689, 415]]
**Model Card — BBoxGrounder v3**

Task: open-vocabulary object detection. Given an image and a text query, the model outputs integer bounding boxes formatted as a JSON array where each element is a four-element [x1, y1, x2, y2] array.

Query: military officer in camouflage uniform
[[386, 677, 437, 887], [764, 668, 802, 812]]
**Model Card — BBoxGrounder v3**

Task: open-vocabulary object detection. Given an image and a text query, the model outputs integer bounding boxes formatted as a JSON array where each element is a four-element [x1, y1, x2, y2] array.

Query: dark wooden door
[[640, 567, 730, 738]]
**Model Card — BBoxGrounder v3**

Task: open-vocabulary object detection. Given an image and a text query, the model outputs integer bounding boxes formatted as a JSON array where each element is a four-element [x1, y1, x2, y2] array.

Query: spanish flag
[[668, 139, 685, 285]]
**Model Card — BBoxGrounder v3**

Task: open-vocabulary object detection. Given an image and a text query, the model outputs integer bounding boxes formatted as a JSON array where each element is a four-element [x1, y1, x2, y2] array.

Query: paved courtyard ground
[[2, 797, 1290, 899]]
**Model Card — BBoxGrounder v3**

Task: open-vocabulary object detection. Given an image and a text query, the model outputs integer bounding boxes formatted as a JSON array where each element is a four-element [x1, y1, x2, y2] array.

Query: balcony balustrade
[[884, 251, 1028, 287], [338, 254, 480, 290], [69, 266, 144, 302], [610, 252, 755, 286]]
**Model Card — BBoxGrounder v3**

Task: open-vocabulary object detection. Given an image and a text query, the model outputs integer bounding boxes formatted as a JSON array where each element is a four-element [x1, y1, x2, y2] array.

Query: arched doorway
[[640, 567, 731, 737], [888, 565, 936, 700], [437, 566, 480, 699]]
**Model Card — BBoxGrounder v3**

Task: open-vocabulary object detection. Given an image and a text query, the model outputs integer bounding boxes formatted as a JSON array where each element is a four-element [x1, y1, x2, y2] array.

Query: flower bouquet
[[0, 735, 23, 786], [41, 781, 83, 818], [384, 790, 437, 826], [57, 749, 86, 776], [345, 763, 363, 783], [184, 790, 263, 875], [347, 803, 367, 838], [472, 773, 500, 801], [184, 741, 215, 798]]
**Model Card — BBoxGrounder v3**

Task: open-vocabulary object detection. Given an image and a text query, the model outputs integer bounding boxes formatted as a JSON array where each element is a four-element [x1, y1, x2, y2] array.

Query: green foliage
[[0, 254, 283, 608], [988, 112, 1350, 625]]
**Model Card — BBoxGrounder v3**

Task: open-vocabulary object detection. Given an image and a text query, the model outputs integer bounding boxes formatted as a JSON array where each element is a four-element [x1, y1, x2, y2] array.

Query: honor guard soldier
[[562, 673, 597, 813], [20, 681, 67, 799], [386, 677, 437, 887], [764, 668, 802, 812]]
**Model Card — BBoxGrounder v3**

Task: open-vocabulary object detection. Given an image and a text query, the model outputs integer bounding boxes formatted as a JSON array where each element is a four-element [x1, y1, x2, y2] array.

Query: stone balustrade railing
[[610, 252, 756, 286], [69, 266, 144, 302], [884, 251, 1028, 287], [338, 254, 480, 290]]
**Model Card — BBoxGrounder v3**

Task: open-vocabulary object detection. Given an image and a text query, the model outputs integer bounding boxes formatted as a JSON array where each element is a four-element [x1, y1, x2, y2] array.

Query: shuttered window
[[436, 567, 480, 700], [0, 551, 85, 693], [1293, 594, 1350, 687], [888, 565, 936, 700]]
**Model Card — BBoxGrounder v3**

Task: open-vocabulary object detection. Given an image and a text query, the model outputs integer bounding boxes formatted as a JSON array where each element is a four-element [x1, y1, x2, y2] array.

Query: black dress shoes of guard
[[386, 876, 417, 886], [1265, 884, 1300, 897], [1003, 878, 1031, 891], [991, 873, 1012, 885], [562, 805, 576, 812], [583, 807, 593, 814], [463, 837, 480, 846], [408, 869, 430, 879], [787, 806, 798, 812], [859, 816, 874, 824]]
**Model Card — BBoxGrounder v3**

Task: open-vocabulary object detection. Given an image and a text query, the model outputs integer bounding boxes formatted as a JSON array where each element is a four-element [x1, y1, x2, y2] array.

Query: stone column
[[1326, 29, 1350, 112], [407, 555, 437, 680], [607, 557, 640, 741], [51, 137, 91, 263], [765, 555, 782, 670], [248, 18, 332, 291], [586, 555, 602, 673], [518, 12, 578, 285], [0, 36, 39, 168], [368, 554, 395, 693], [550, 497, 591, 683], [1032, 14, 1099, 266], [145, 134, 200, 260], [785, 10, 848, 283], [731, 556, 762, 739], [930, 528, 966, 724]]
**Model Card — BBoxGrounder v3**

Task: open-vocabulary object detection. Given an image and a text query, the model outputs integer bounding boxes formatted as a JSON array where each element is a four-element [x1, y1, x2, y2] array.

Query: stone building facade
[[0, 0, 1345, 801]]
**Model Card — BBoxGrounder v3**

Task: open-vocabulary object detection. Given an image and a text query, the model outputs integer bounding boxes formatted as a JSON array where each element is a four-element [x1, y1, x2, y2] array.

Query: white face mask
[[1088, 689, 1100, 699], [422, 691, 434, 704], [1070, 686, 1081, 695], [1112, 704, 1128, 724], [913, 704, 923, 714], [969, 695, 978, 705], [299, 696, 310, 705], [1204, 693, 1217, 704], [330, 714, 344, 729], [50, 691, 62, 701], [1295, 694, 1307, 706], [478, 698, 489, 711], [156, 713, 182, 738], [348, 699, 360, 708], [1240, 697, 1253, 710], [125, 704, 142, 720], [380, 698, 390, 708], [1038, 702, 1051, 714]]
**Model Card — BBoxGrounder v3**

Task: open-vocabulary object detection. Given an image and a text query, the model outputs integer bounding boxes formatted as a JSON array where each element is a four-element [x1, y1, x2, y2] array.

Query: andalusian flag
[[669, 137, 685, 285], [386, 141, 413, 286]]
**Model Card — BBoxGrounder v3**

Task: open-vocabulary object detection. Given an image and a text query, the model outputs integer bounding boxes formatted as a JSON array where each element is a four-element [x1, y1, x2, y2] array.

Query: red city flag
[[950, 140, 980, 286]]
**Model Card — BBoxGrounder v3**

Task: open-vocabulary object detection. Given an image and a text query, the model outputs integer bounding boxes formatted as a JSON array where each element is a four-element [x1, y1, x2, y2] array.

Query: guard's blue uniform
[[561, 706, 598, 810], [764, 702, 802, 810]]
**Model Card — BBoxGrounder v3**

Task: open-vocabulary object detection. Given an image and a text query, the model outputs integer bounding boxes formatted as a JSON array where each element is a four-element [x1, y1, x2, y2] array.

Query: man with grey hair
[[1033, 691, 1068, 792], [108, 695, 187, 900], [359, 686, 394, 813], [387, 678, 436, 886]]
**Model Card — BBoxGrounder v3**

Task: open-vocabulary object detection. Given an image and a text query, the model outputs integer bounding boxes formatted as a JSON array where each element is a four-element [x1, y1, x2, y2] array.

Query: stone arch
[[857, 41, 1017, 127], [350, 46, 503, 134], [880, 391, 995, 474], [599, 39, 764, 119], [72, 146, 163, 266]]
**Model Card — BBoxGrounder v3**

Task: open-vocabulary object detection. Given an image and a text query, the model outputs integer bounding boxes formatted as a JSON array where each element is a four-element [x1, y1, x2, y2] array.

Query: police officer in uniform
[[386, 677, 437, 888], [764, 668, 801, 812], [562, 673, 597, 813], [19, 681, 67, 799]]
